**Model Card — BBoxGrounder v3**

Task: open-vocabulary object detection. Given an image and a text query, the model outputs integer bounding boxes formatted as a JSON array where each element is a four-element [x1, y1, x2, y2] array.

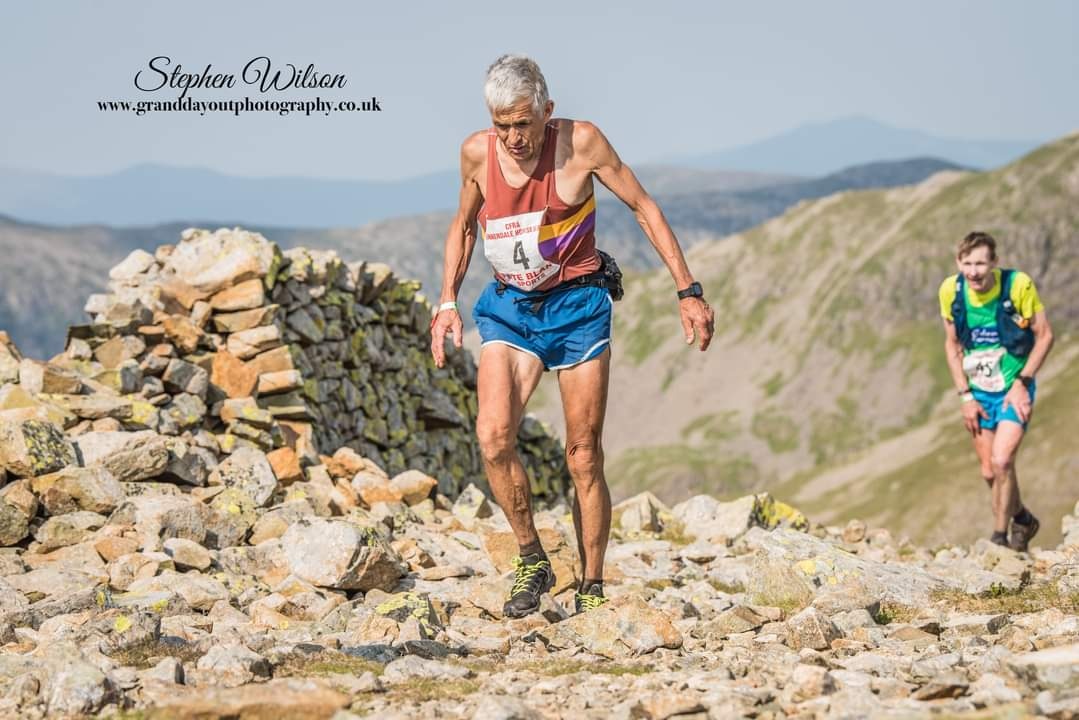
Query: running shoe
[[503, 553, 555, 619], [1009, 513, 1040, 552], [574, 581, 609, 614]]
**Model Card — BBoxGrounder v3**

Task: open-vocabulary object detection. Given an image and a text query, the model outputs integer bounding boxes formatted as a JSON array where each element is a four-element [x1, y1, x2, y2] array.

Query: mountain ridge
[[0, 156, 954, 359], [677, 115, 1040, 175], [4, 114, 1031, 227]]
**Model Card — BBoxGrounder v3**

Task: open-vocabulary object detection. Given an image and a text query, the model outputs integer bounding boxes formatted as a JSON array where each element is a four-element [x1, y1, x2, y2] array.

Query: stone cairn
[[0, 228, 1078, 718]]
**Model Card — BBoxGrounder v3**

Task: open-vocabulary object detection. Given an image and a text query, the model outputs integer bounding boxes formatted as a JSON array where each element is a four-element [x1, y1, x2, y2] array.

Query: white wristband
[[437, 301, 458, 314]]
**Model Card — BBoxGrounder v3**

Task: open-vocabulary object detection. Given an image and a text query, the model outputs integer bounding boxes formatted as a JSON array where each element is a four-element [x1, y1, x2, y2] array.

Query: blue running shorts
[[472, 281, 613, 371], [972, 379, 1036, 430]]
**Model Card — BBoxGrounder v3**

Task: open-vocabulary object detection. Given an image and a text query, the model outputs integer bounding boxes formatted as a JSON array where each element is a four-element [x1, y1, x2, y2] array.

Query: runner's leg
[[971, 429, 1002, 533], [476, 343, 546, 549], [990, 421, 1026, 532], [557, 347, 612, 582], [972, 429, 994, 489]]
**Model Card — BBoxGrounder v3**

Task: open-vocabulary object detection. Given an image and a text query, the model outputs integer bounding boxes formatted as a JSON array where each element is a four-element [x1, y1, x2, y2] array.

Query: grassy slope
[[777, 337, 1079, 547]]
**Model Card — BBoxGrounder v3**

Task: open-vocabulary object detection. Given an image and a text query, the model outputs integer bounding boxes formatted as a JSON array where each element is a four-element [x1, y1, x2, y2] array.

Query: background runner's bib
[[938, 269, 1046, 393], [482, 207, 560, 290], [962, 346, 1007, 392]]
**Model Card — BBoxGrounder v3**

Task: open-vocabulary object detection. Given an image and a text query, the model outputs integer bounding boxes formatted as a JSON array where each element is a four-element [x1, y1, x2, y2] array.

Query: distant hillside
[[596, 157, 965, 267], [525, 131, 1079, 547], [0, 157, 956, 359], [0, 164, 460, 229], [679, 116, 1039, 175], [0, 157, 960, 359], [0, 163, 790, 229]]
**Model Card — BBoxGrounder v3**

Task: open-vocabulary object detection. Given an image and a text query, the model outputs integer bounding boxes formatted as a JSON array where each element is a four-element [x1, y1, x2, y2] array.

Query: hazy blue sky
[[2, 1, 1076, 180]]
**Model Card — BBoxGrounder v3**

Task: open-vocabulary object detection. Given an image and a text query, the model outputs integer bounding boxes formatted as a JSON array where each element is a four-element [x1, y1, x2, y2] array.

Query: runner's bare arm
[[431, 134, 485, 368], [1001, 309, 1053, 421], [580, 123, 694, 289], [941, 318, 970, 392], [438, 133, 486, 304], [579, 122, 714, 351], [942, 317, 987, 434], [1017, 310, 1054, 379]]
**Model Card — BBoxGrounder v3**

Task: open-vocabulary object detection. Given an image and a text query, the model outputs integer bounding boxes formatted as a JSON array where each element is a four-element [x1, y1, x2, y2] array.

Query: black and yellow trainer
[[574, 580, 608, 614], [1009, 512, 1040, 552], [503, 553, 555, 619]]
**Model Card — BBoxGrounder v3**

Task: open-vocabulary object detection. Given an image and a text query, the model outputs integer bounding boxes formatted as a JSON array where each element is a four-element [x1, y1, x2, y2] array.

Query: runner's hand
[[961, 399, 989, 436], [430, 309, 462, 369], [1002, 383, 1032, 423], [680, 297, 714, 351]]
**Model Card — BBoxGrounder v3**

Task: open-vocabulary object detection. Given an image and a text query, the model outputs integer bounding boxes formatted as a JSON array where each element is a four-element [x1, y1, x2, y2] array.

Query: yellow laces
[[510, 556, 551, 595], [575, 592, 609, 611]]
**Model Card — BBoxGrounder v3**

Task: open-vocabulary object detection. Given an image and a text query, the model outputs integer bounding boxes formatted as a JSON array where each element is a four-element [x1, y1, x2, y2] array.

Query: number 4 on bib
[[483, 207, 560, 290], [513, 240, 530, 269]]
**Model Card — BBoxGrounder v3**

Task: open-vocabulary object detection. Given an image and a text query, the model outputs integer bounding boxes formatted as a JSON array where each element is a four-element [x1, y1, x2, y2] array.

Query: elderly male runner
[[430, 55, 714, 617], [939, 231, 1053, 551]]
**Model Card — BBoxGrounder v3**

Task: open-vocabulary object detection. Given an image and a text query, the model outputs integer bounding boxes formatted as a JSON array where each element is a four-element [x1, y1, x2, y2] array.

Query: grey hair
[[484, 54, 549, 114]]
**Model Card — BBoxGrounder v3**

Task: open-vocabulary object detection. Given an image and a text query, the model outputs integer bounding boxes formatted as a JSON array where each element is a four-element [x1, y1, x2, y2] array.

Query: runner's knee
[[565, 438, 603, 483], [476, 419, 516, 463], [991, 453, 1014, 475]]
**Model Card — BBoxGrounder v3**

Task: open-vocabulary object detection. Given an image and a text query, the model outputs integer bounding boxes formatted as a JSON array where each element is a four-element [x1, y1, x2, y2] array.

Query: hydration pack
[[951, 268, 1034, 357]]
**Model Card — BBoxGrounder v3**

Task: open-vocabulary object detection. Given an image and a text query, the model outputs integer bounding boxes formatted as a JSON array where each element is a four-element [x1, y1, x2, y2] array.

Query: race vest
[[951, 269, 1034, 392]]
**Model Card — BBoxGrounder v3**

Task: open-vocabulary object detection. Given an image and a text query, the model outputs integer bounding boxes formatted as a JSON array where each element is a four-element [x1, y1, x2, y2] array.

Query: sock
[[991, 530, 1008, 545], [1013, 507, 1035, 526], [579, 578, 604, 596], [519, 540, 546, 562]]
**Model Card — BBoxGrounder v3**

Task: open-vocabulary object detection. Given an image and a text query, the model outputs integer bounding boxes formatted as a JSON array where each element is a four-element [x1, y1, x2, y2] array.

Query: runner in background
[[939, 231, 1054, 551]]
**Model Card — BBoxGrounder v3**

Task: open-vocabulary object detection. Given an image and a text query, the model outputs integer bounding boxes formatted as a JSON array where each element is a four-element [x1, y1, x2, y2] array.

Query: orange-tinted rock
[[94, 535, 140, 562], [226, 326, 281, 360], [209, 278, 266, 312], [389, 470, 438, 506], [210, 351, 258, 399], [277, 421, 318, 463], [159, 276, 210, 312], [213, 305, 279, 334], [353, 473, 403, 507], [257, 369, 302, 395], [327, 447, 366, 479], [161, 315, 203, 354], [247, 345, 296, 376], [330, 478, 359, 514], [137, 325, 166, 342], [267, 447, 303, 484]]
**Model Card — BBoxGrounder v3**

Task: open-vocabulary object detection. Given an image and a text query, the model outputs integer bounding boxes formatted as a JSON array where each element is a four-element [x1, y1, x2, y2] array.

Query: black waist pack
[[497, 249, 624, 313], [596, 249, 624, 301]]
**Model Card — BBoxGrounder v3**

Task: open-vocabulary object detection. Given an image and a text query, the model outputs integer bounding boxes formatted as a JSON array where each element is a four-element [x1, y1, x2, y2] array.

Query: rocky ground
[[0, 229, 1077, 719], [0, 482, 1078, 720]]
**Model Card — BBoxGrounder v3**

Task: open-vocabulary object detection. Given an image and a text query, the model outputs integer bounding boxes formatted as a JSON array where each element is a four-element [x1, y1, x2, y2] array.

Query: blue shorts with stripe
[[972, 379, 1036, 431], [472, 280, 613, 371]]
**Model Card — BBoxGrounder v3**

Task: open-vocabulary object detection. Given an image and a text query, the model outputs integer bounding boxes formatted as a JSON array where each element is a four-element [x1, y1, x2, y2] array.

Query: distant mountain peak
[[678, 116, 1040, 176]]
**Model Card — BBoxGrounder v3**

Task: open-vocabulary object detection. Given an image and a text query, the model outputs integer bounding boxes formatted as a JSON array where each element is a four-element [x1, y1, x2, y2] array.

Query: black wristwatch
[[677, 281, 704, 300], [1018, 375, 1035, 390]]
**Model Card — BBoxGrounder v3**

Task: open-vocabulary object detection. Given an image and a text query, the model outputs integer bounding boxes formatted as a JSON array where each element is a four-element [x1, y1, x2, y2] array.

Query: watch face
[[679, 282, 702, 298]]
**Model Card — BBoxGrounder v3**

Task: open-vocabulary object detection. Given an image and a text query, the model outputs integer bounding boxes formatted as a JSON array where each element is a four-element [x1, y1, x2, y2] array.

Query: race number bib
[[962, 347, 1007, 392], [483, 208, 560, 291]]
